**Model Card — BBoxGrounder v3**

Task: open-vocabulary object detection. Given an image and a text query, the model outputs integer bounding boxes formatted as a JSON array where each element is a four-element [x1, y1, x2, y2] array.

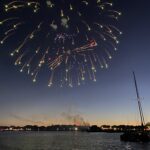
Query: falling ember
[[0, 0, 122, 87]]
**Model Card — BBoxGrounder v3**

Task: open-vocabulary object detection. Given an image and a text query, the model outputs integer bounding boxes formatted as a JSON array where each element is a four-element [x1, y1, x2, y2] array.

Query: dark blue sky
[[0, 0, 150, 126]]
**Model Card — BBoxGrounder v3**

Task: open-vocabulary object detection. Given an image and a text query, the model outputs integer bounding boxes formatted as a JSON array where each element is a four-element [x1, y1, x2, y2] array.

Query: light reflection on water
[[0, 132, 150, 150]]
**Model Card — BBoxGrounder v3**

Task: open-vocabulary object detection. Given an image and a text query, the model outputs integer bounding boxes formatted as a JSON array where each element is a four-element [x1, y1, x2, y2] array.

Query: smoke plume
[[62, 112, 90, 126]]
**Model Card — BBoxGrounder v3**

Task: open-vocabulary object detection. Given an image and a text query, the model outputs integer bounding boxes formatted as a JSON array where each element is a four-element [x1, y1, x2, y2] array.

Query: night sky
[[0, 0, 150, 126]]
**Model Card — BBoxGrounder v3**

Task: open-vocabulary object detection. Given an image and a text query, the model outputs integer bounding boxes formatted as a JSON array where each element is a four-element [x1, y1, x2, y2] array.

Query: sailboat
[[120, 72, 150, 142]]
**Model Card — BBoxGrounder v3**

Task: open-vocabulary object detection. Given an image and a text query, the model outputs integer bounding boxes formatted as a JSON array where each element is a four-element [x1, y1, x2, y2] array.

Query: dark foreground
[[0, 132, 150, 150]]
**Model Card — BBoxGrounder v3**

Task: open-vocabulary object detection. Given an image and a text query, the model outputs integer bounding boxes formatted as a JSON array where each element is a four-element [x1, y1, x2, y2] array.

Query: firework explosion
[[0, 0, 122, 87]]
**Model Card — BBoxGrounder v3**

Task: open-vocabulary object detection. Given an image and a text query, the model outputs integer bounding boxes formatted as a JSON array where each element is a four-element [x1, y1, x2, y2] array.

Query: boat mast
[[133, 72, 145, 128]]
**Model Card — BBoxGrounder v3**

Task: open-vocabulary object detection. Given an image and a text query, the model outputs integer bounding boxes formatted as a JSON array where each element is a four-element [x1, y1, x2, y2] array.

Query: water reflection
[[0, 132, 150, 150]]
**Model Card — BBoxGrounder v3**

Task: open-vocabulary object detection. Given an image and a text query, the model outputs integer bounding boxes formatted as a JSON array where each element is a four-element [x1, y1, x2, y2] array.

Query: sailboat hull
[[120, 131, 150, 142]]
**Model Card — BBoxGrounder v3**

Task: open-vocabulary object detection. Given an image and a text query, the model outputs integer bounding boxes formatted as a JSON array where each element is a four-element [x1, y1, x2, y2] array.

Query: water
[[0, 132, 150, 150]]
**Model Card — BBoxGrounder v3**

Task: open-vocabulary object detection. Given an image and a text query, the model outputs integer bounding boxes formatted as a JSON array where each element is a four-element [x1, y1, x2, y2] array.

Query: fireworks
[[0, 0, 122, 87]]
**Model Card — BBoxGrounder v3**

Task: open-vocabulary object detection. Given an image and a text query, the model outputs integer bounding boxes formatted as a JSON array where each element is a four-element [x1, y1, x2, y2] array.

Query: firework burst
[[0, 0, 122, 87]]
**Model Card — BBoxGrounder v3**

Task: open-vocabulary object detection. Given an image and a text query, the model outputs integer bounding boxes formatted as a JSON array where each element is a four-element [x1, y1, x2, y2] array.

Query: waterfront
[[0, 132, 150, 150]]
